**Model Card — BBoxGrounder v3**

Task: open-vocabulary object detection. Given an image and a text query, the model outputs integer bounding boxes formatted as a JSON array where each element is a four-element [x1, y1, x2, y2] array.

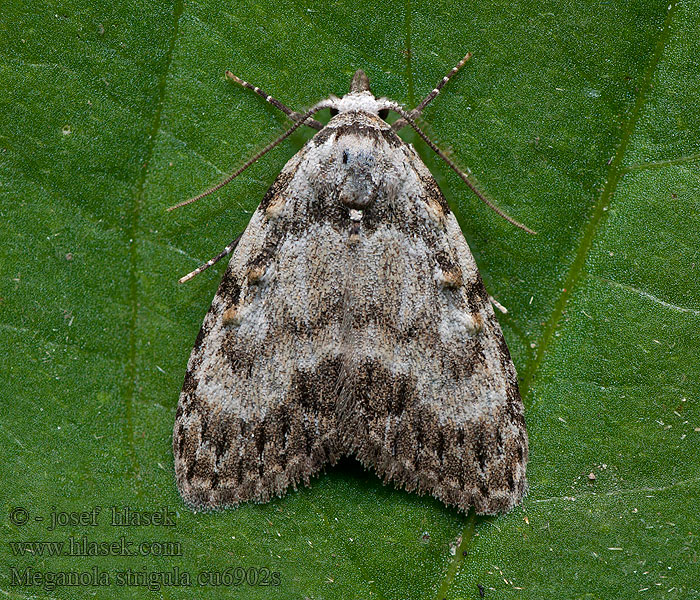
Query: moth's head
[[328, 69, 391, 120], [349, 69, 371, 93]]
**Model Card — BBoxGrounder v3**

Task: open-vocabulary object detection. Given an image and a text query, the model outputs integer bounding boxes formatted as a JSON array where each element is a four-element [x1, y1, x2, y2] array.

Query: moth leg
[[391, 52, 472, 132], [178, 234, 242, 284], [225, 71, 324, 131], [489, 296, 508, 314]]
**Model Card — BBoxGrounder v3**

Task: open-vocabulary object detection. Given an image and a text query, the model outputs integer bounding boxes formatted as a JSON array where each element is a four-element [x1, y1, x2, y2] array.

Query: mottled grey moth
[[171, 54, 531, 515]]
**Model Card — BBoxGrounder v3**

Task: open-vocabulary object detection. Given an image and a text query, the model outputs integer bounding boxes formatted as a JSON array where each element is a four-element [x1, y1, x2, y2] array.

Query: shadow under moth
[[171, 54, 531, 515]]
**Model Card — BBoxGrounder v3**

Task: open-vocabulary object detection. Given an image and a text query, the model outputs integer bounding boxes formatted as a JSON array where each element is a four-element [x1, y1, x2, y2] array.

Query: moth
[[171, 54, 532, 515]]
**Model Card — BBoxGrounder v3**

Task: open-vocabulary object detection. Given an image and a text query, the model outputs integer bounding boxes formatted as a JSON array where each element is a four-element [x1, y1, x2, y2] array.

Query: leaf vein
[[532, 476, 700, 503], [592, 275, 700, 316], [621, 152, 700, 173], [125, 0, 185, 482]]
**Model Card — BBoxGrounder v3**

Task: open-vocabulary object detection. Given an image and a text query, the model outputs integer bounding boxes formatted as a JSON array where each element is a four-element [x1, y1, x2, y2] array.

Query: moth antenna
[[392, 52, 472, 132], [179, 233, 242, 284], [386, 102, 536, 235], [415, 52, 472, 115], [167, 101, 332, 212], [225, 71, 324, 131]]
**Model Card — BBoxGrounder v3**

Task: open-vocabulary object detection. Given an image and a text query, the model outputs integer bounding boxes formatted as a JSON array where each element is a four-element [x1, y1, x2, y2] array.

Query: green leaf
[[1, 0, 698, 598]]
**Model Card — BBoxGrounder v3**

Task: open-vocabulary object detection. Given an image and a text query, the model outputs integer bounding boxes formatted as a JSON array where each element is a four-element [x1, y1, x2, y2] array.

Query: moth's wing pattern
[[173, 148, 350, 510], [328, 126, 528, 515]]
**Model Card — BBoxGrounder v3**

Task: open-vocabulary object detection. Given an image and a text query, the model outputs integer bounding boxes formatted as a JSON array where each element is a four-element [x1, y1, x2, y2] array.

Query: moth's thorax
[[310, 110, 403, 210], [335, 143, 379, 209], [335, 90, 382, 115]]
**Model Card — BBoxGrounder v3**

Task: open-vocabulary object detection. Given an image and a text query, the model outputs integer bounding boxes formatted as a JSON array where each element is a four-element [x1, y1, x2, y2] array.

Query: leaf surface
[[1, 0, 698, 598]]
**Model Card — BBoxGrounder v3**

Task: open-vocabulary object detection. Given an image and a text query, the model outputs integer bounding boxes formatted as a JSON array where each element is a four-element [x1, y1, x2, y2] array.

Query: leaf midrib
[[520, 1, 679, 400]]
